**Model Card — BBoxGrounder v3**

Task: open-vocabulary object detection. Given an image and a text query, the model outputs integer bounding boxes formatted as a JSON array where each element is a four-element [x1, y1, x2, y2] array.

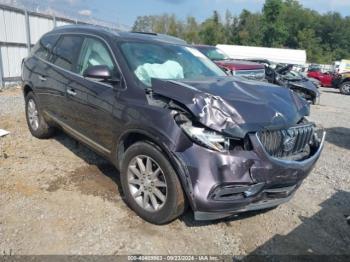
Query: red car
[[307, 69, 334, 87], [194, 45, 266, 81]]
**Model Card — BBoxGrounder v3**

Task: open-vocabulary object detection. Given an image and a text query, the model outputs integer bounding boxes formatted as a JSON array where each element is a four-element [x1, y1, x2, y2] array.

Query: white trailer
[[217, 44, 307, 65]]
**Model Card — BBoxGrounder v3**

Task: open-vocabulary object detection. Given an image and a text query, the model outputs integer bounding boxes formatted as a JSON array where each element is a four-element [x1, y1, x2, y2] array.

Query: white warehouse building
[[0, 3, 123, 89]]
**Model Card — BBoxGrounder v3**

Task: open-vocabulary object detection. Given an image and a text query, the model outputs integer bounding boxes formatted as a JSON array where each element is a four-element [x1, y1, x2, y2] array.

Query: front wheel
[[340, 81, 350, 95], [120, 142, 186, 224]]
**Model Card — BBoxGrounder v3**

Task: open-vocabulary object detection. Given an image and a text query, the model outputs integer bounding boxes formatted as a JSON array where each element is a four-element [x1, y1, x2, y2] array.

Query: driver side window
[[77, 37, 115, 76]]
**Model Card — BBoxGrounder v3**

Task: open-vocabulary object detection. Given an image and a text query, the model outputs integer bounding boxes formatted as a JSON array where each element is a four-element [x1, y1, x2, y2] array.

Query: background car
[[194, 45, 266, 81], [332, 72, 350, 95], [271, 64, 321, 104], [307, 68, 334, 87], [247, 59, 321, 104]]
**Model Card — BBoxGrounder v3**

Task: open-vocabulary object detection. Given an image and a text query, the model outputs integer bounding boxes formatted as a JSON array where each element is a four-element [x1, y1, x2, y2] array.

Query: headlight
[[180, 123, 230, 152]]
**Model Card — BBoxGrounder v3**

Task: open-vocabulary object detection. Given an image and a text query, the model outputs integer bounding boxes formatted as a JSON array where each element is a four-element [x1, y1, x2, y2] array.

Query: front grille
[[257, 124, 314, 160]]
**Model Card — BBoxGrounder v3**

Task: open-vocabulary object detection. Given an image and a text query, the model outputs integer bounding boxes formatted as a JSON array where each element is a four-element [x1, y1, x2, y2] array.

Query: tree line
[[132, 0, 350, 64]]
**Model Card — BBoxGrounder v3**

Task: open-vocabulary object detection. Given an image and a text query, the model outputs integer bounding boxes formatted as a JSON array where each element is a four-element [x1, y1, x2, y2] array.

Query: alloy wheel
[[341, 83, 350, 94], [127, 155, 167, 212], [27, 99, 39, 130]]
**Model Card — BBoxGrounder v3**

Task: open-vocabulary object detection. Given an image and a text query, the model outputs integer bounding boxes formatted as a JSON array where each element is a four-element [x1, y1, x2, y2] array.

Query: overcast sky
[[13, 0, 350, 27]]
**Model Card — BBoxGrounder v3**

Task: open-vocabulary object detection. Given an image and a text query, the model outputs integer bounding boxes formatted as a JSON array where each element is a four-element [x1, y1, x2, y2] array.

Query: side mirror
[[83, 65, 120, 84]]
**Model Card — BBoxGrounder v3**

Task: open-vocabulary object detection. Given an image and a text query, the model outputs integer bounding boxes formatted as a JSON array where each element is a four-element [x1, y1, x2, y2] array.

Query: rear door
[[29, 34, 60, 112], [48, 35, 84, 123]]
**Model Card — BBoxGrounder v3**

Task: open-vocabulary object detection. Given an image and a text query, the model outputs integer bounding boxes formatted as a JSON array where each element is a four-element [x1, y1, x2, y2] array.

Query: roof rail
[[131, 31, 158, 36]]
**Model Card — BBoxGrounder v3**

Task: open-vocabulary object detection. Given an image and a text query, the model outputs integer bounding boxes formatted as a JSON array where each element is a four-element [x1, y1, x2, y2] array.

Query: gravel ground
[[0, 87, 349, 255]]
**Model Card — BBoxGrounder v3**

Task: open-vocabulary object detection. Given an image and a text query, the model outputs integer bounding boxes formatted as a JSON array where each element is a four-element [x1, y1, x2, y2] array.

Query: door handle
[[67, 88, 77, 96], [38, 75, 47, 81]]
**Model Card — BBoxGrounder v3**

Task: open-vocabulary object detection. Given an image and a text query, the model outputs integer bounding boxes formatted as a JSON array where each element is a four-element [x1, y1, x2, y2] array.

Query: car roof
[[49, 25, 187, 45]]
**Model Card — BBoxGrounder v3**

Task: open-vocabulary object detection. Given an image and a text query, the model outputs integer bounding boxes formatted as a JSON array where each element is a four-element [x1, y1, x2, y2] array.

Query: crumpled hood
[[151, 77, 310, 138]]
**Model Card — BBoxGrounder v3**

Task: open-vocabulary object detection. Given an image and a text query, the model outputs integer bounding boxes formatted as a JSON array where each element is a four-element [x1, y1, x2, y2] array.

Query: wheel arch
[[341, 77, 350, 84], [115, 129, 195, 210], [116, 129, 177, 171], [22, 82, 34, 97]]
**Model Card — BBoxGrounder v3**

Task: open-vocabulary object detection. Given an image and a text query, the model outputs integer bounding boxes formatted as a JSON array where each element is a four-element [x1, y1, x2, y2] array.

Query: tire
[[339, 81, 350, 95], [120, 141, 186, 224], [25, 92, 55, 139], [312, 96, 320, 105]]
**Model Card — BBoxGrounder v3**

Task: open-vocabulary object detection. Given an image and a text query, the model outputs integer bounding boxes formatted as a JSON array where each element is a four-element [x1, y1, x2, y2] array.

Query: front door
[[66, 36, 122, 152]]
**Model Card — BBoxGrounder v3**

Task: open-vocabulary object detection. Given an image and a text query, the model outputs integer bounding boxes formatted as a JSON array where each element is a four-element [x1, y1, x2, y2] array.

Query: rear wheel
[[25, 92, 55, 138], [120, 142, 186, 224], [340, 81, 350, 95]]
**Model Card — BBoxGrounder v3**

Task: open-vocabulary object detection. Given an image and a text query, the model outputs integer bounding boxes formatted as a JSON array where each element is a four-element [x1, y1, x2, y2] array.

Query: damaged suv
[[22, 26, 325, 224]]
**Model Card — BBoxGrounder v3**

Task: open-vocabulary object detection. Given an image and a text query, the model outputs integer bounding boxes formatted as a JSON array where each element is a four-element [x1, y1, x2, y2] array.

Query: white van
[[338, 59, 350, 73]]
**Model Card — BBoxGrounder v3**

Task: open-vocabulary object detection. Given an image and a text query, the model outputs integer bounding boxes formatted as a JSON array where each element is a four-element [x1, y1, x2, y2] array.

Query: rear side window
[[32, 34, 59, 61], [51, 35, 84, 72], [77, 37, 115, 75]]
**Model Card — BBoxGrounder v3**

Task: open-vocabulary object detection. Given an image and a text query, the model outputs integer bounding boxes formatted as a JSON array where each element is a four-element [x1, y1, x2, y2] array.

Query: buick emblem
[[283, 136, 296, 152]]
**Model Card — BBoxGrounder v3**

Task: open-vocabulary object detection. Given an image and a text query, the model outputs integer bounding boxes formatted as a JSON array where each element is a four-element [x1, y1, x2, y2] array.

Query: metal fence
[[0, 4, 121, 89]]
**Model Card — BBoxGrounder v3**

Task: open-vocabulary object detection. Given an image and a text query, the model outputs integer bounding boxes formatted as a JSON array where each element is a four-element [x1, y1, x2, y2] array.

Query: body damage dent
[[149, 77, 310, 138], [191, 93, 243, 131]]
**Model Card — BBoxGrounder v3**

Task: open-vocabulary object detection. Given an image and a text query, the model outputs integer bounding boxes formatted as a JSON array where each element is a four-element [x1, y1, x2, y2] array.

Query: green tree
[[168, 15, 179, 36], [183, 16, 199, 44], [198, 11, 225, 45], [297, 28, 323, 63], [234, 10, 263, 46], [132, 16, 154, 32], [262, 0, 287, 47], [131, 0, 350, 64]]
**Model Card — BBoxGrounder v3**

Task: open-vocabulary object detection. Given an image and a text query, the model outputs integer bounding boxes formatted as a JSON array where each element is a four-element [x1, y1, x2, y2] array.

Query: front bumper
[[195, 188, 296, 220], [175, 131, 326, 221]]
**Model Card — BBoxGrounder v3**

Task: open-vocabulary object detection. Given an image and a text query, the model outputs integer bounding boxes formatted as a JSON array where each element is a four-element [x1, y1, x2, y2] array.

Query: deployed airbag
[[135, 60, 184, 86]]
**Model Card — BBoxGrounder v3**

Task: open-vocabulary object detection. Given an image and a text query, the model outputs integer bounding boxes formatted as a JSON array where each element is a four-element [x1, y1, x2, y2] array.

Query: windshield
[[120, 42, 226, 86], [196, 46, 230, 61]]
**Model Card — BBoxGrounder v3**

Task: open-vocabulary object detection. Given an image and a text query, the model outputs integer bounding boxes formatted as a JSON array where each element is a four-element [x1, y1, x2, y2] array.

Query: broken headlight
[[180, 123, 230, 152]]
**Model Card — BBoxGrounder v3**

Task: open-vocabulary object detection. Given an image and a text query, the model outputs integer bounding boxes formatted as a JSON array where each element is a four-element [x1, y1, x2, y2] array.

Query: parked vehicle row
[[237, 58, 320, 104], [193, 45, 349, 97], [193, 46, 322, 103], [306, 67, 350, 95], [21, 26, 325, 224]]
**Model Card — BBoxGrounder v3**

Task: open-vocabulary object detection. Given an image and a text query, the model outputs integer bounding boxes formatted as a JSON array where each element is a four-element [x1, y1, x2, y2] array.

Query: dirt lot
[[0, 87, 349, 255]]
